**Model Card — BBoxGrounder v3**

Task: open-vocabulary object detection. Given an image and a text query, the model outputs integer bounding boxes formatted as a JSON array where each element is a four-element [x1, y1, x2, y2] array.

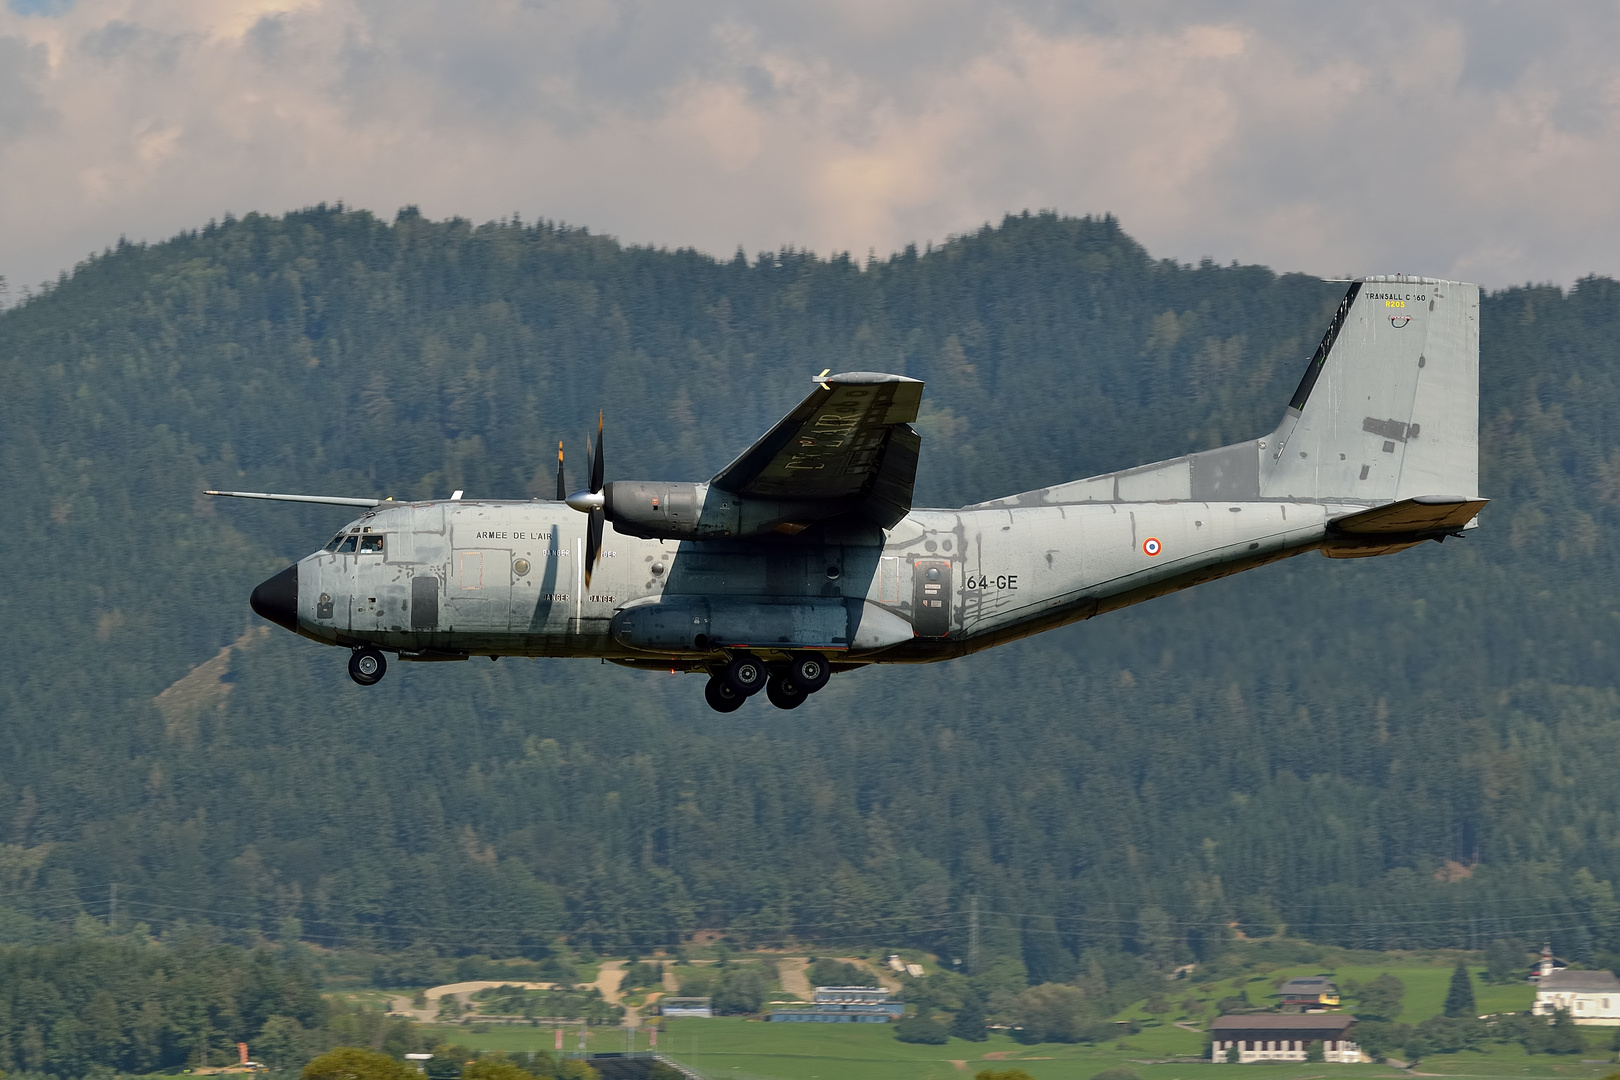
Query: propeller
[[564, 412, 606, 587], [556, 440, 566, 502]]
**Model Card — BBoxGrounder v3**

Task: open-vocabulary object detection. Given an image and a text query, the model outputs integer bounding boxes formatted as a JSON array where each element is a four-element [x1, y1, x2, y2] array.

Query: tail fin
[[1259, 276, 1479, 501]]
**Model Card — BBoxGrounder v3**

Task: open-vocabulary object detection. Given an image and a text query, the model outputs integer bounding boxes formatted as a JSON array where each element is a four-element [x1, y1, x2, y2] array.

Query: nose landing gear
[[349, 647, 387, 686]]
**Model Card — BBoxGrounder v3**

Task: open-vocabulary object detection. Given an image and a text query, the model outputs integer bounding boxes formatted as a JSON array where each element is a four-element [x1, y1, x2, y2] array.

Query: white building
[[1209, 1015, 1362, 1063], [1533, 970, 1620, 1025]]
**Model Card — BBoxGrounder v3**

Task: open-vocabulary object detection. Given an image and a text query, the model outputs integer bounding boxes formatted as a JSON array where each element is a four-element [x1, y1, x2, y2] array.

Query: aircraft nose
[[250, 564, 299, 633]]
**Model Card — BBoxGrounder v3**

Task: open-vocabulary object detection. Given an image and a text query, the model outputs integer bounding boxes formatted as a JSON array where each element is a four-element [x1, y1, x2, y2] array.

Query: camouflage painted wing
[[710, 372, 924, 529]]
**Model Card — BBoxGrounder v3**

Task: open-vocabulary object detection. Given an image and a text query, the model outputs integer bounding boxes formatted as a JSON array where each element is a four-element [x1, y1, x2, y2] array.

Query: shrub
[[1014, 983, 1091, 1043], [1090, 1070, 1140, 1080], [894, 1015, 949, 1044], [808, 959, 869, 987], [711, 967, 769, 1015], [302, 1048, 417, 1080]]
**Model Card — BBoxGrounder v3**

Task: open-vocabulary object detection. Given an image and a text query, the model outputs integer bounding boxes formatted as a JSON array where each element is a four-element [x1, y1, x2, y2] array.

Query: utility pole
[[965, 893, 978, 977]]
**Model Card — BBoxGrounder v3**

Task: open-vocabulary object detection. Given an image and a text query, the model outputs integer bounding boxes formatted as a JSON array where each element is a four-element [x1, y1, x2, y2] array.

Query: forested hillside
[[3, 207, 1620, 982]]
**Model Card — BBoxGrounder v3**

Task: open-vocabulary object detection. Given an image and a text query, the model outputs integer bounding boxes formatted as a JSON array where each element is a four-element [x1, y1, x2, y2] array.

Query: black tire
[[723, 654, 767, 696], [349, 648, 386, 686], [765, 673, 807, 710], [787, 652, 832, 694], [704, 676, 746, 713]]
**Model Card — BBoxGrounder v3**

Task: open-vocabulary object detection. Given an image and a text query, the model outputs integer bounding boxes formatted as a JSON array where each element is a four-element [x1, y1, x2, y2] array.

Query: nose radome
[[250, 564, 299, 633]]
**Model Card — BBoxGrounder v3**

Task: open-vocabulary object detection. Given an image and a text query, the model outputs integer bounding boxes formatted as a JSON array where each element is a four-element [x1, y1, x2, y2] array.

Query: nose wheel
[[349, 647, 387, 686]]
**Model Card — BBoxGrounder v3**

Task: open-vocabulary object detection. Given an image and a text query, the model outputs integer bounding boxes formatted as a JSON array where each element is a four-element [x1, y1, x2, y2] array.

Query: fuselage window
[[324, 535, 344, 552], [359, 535, 384, 553], [337, 536, 358, 553]]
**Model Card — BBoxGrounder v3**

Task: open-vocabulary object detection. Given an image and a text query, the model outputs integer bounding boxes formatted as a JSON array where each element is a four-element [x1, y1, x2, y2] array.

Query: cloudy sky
[[4, 0, 1620, 295]]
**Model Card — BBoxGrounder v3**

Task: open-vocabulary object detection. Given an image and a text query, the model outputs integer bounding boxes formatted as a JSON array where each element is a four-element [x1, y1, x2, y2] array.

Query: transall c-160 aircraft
[[216, 276, 1486, 712]]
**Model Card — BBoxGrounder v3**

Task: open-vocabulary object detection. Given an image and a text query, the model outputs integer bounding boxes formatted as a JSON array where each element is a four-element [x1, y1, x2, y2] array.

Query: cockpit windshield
[[324, 528, 382, 555]]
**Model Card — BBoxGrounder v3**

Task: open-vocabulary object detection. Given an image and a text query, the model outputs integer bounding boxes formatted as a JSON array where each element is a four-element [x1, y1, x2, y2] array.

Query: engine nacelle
[[604, 481, 842, 540]]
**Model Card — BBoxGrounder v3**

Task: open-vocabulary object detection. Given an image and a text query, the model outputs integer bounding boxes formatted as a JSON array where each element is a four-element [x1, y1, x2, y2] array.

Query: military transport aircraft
[[214, 276, 1485, 712]]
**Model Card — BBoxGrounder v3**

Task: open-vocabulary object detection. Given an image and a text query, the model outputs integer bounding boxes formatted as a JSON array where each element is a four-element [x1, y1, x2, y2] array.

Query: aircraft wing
[[710, 372, 924, 528]]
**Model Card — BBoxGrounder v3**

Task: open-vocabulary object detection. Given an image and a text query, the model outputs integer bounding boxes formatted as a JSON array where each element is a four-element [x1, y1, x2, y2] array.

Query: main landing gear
[[704, 652, 832, 712], [349, 647, 387, 686]]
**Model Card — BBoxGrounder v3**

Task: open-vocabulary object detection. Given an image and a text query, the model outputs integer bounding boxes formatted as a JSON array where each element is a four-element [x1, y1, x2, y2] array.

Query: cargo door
[[911, 559, 953, 638], [446, 548, 507, 629]]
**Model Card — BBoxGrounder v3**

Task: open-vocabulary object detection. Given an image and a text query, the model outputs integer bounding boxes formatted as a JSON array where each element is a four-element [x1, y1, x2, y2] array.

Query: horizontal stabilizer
[[1329, 496, 1488, 535], [205, 489, 383, 508]]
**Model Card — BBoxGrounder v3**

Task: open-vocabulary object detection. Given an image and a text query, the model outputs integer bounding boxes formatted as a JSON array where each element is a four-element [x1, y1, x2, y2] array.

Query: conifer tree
[[1443, 961, 1476, 1018], [951, 991, 988, 1042]]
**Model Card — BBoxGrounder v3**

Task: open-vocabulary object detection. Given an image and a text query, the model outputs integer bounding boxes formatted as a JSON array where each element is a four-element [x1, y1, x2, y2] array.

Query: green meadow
[[430, 1015, 1620, 1080], [415, 955, 1611, 1080]]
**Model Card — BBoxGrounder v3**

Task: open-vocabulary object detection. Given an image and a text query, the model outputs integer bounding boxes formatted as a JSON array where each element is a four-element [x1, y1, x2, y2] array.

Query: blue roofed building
[[770, 986, 906, 1023]]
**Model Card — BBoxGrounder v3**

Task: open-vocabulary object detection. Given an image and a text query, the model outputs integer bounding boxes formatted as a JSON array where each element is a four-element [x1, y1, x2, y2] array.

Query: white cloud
[[3, 0, 1620, 294]]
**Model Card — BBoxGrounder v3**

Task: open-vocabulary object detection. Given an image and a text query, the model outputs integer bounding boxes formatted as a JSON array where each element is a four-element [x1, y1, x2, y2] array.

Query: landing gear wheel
[[704, 676, 746, 713], [787, 652, 832, 694], [766, 673, 807, 710], [723, 654, 767, 696], [349, 648, 387, 686]]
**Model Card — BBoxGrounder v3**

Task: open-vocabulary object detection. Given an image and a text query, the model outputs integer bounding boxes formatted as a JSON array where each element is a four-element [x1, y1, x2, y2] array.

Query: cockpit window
[[324, 535, 344, 552], [359, 535, 384, 553], [337, 536, 358, 553]]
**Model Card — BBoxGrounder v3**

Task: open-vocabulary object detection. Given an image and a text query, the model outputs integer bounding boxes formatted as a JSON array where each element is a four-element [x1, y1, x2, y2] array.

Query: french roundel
[[1142, 537, 1161, 556]]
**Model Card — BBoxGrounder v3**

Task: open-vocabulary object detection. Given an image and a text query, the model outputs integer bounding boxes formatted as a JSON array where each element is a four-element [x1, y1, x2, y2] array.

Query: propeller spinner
[[564, 413, 606, 587]]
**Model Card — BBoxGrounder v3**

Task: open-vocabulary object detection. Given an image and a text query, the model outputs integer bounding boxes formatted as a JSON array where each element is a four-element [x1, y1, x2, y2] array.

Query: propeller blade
[[555, 441, 566, 502], [590, 411, 604, 494], [584, 509, 604, 588], [583, 426, 594, 494]]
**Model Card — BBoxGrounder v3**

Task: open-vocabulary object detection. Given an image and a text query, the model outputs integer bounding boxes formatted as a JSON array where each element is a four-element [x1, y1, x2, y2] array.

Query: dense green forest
[[3, 207, 1620, 984], [0, 936, 404, 1075]]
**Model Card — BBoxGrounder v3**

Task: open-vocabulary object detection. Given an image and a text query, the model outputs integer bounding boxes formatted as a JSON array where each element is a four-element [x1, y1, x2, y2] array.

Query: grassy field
[[1126, 961, 1538, 1026], [412, 954, 1601, 1080], [421, 1015, 1620, 1080]]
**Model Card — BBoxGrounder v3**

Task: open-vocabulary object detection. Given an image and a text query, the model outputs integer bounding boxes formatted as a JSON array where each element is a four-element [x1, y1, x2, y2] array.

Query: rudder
[[1259, 276, 1479, 502]]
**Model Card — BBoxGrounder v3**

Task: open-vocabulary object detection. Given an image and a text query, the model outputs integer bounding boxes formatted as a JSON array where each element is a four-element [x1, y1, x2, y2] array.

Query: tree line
[[2, 208, 1620, 981]]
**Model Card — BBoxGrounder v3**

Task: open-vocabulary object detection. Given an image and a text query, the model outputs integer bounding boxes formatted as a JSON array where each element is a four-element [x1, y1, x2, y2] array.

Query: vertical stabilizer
[[1260, 277, 1479, 502]]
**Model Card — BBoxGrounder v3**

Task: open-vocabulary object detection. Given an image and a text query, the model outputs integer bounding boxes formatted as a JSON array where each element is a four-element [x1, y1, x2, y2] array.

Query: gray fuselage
[[292, 496, 1339, 667]]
